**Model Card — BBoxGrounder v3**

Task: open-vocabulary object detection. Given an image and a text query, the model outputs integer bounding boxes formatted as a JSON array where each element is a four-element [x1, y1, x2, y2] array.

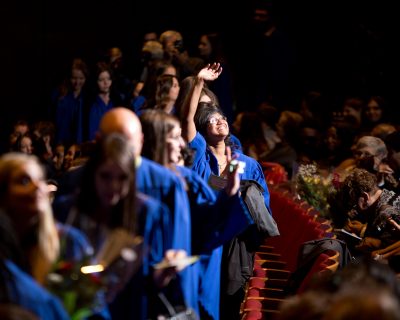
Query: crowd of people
[[1, 4, 399, 319]]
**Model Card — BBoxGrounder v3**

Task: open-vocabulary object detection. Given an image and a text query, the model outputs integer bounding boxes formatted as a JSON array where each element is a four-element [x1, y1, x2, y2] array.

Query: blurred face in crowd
[[166, 123, 185, 165], [20, 136, 33, 154], [354, 145, 381, 171], [169, 77, 180, 102], [14, 124, 29, 136], [365, 99, 383, 123], [5, 159, 49, 223], [325, 126, 341, 151], [198, 35, 212, 58], [53, 144, 65, 171], [97, 71, 112, 94], [70, 68, 86, 93], [64, 144, 79, 170], [95, 160, 130, 208]]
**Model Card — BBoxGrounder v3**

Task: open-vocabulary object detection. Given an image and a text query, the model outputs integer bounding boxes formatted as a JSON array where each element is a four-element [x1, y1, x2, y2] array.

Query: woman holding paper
[[58, 132, 187, 319]]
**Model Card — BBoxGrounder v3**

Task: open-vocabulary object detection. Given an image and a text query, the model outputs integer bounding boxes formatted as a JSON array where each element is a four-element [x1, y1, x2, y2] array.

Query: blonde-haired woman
[[0, 152, 68, 319]]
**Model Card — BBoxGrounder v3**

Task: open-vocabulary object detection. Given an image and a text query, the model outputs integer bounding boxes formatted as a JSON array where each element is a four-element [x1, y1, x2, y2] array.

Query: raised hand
[[198, 62, 223, 81]]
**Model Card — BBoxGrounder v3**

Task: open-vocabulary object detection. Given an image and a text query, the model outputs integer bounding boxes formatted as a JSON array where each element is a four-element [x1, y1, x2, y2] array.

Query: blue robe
[[136, 157, 198, 316], [57, 192, 172, 320], [108, 193, 172, 320], [55, 92, 84, 145], [229, 133, 243, 153], [176, 165, 253, 319], [54, 157, 198, 317], [3, 260, 69, 320], [88, 96, 114, 141], [188, 132, 271, 212]]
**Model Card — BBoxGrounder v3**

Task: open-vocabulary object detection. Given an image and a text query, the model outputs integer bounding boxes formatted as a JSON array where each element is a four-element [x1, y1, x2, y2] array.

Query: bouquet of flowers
[[295, 163, 338, 218], [46, 228, 143, 319], [46, 256, 106, 320]]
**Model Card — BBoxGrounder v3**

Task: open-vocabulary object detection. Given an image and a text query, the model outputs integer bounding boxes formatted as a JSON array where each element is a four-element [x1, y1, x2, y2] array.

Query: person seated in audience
[[10, 133, 34, 155], [278, 257, 400, 320], [371, 123, 397, 141], [361, 95, 390, 133], [159, 30, 205, 80], [339, 168, 400, 254], [337, 135, 398, 191], [385, 131, 400, 184]]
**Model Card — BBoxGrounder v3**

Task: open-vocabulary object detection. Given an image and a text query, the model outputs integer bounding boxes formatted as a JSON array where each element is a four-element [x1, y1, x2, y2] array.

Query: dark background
[[2, 0, 397, 152]]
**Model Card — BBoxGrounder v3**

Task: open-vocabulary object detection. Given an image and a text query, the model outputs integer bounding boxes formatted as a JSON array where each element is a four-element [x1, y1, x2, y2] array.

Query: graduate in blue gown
[[51, 58, 88, 145], [87, 62, 125, 141], [98, 107, 198, 316], [140, 110, 255, 319], [1, 259, 69, 320], [175, 75, 243, 154], [181, 64, 273, 319], [55, 133, 183, 319], [0, 153, 69, 319], [54, 107, 198, 317]]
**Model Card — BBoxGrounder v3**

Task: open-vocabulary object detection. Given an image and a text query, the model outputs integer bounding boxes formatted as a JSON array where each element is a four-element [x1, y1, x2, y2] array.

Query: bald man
[[98, 107, 198, 319], [54, 107, 198, 318]]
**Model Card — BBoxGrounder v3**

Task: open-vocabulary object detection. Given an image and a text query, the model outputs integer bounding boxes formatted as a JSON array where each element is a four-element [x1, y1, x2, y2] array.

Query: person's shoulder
[[5, 260, 64, 305], [236, 153, 261, 166], [136, 192, 169, 213], [176, 165, 191, 176], [176, 165, 206, 185], [140, 157, 176, 177], [139, 157, 184, 187]]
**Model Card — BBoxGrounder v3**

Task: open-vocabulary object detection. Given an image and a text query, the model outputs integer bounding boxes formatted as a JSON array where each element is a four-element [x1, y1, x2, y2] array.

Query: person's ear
[[358, 191, 370, 210]]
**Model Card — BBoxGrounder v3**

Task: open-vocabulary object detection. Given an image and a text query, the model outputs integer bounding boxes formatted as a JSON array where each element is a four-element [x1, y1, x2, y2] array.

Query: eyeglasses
[[208, 116, 227, 125]]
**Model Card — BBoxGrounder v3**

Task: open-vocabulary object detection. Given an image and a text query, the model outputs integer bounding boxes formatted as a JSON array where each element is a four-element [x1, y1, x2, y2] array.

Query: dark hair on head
[[71, 58, 89, 80], [331, 256, 400, 299], [155, 74, 179, 111], [341, 168, 378, 206], [385, 131, 400, 153], [181, 146, 194, 167], [13, 120, 29, 129], [95, 61, 113, 79], [140, 109, 181, 167], [257, 102, 279, 128], [77, 133, 137, 232], [201, 33, 227, 63], [368, 95, 386, 108], [10, 133, 33, 153], [57, 58, 89, 99], [344, 97, 364, 111]]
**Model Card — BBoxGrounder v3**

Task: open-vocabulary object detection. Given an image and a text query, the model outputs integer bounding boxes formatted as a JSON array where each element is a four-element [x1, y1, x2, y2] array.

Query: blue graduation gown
[[4, 260, 69, 320], [54, 157, 198, 316], [176, 165, 253, 320], [109, 193, 172, 320], [57, 192, 172, 320], [88, 96, 114, 140], [136, 157, 198, 316], [55, 92, 84, 145], [188, 132, 271, 213]]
